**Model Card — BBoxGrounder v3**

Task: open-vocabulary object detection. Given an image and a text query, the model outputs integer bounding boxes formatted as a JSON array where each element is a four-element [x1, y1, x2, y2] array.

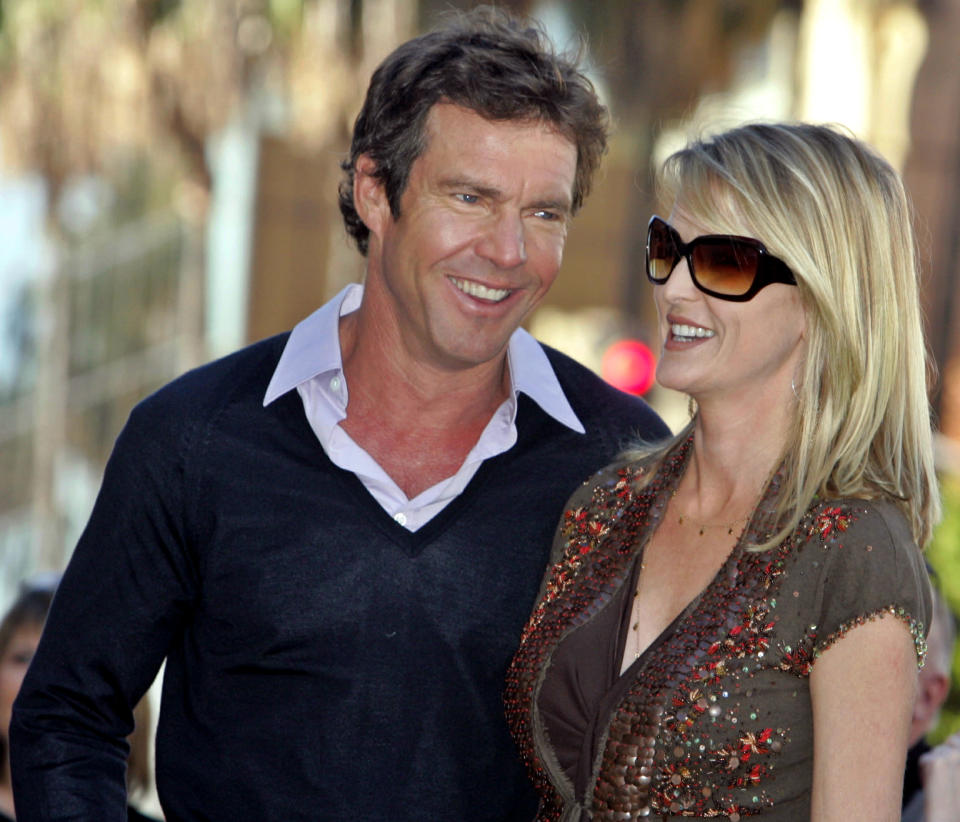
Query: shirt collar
[[263, 282, 585, 434], [263, 284, 361, 406], [506, 327, 584, 433]]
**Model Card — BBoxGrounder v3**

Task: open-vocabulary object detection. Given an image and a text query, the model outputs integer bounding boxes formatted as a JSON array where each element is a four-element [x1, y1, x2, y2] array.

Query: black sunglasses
[[646, 215, 796, 301]]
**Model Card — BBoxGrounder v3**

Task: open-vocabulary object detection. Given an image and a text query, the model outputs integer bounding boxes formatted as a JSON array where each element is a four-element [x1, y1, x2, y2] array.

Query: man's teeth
[[671, 323, 715, 340], [452, 278, 511, 302]]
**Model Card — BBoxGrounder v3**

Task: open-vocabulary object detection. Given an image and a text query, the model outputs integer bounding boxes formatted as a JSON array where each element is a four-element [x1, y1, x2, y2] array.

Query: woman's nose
[[657, 255, 699, 300]]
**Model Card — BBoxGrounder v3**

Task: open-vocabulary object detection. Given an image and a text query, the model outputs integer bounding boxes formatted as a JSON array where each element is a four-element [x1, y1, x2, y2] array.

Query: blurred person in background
[[903, 578, 958, 822], [0, 581, 161, 822], [908, 735, 960, 822], [10, 6, 667, 821], [0, 585, 52, 822], [505, 122, 937, 820]]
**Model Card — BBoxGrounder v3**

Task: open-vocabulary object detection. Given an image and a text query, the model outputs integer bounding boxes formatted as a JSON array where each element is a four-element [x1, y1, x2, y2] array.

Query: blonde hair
[[647, 122, 939, 548]]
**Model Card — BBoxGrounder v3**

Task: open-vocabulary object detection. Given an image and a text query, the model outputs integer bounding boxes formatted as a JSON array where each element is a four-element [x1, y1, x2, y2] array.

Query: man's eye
[[455, 193, 480, 204], [533, 209, 561, 222]]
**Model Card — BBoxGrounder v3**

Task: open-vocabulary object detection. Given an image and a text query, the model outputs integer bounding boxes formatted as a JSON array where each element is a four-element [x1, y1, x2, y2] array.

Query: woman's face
[[653, 209, 806, 404], [0, 623, 43, 741]]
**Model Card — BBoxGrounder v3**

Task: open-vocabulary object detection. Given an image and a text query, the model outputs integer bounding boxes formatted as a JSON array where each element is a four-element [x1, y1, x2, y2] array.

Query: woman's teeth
[[671, 323, 715, 341], [452, 278, 511, 302]]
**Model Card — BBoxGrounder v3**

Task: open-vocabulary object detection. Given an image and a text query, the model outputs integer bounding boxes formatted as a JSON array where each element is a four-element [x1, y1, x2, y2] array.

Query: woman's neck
[[680, 395, 793, 520]]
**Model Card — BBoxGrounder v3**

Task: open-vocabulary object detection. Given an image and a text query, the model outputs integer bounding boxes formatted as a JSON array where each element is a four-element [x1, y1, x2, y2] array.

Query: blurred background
[[3, 0, 960, 786]]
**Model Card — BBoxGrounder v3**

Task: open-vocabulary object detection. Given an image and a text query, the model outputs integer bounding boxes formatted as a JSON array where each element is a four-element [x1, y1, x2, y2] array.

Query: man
[[12, 8, 667, 821]]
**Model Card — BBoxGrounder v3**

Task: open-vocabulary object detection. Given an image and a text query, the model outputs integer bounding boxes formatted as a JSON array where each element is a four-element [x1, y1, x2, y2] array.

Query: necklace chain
[[671, 488, 754, 536], [677, 510, 750, 536]]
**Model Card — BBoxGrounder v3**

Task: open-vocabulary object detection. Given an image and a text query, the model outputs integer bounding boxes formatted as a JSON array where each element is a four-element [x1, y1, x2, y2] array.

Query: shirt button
[[394, 512, 407, 526], [330, 375, 342, 392]]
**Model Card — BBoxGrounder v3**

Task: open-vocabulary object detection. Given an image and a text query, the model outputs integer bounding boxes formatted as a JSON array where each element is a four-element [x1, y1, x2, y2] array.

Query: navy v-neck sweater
[[12, 334, 668, 822]]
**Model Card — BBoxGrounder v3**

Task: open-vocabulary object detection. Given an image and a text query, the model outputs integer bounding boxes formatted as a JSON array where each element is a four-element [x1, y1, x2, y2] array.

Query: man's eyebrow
[[529, 197, 572, 214], [438, 177, 502, 199]]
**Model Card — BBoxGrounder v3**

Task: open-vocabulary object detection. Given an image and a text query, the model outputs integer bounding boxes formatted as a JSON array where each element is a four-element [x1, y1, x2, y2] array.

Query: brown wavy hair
[[338, 5, 608, 255]]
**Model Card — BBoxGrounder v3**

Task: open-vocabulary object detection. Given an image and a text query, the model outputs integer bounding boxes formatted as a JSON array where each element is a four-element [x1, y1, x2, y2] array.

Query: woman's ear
[[353, 154, 390, 240]]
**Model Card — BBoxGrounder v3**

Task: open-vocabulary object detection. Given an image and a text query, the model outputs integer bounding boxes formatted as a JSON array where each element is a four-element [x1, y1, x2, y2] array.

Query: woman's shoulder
[[546, 445, 684, 570], [575, 432, 691, 500], [778, 494, 932, 668], [556, 457, 651, 537], [789, 494, 927, 597], [560, 447, 676, 519], [797, 495, 916, 555]]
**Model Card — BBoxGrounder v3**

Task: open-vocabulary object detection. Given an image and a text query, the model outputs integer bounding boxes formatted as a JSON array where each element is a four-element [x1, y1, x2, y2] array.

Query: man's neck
[[336, 308, 512, 498]]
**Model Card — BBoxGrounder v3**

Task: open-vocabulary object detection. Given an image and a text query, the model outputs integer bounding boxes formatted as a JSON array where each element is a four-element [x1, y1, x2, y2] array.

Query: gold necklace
[[677, 509, 751, 536], [671, 489, 754, 536]]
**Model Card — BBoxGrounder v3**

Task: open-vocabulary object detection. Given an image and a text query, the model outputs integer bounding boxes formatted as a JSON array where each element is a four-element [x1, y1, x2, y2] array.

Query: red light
[[601, 339, 656, 395]]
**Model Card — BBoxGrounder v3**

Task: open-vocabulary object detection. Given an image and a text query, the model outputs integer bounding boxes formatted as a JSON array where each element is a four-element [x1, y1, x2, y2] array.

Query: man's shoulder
[[133, 333, 291, 428], [540, 342, 669, 439]]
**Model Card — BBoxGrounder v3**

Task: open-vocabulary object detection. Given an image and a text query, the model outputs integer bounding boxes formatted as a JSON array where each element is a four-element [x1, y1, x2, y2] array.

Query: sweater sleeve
[[10, 390, 202, 821]]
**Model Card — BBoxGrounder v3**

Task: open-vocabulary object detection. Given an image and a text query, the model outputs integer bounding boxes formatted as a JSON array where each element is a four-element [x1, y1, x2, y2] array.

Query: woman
[[505, 122, 938, 821]]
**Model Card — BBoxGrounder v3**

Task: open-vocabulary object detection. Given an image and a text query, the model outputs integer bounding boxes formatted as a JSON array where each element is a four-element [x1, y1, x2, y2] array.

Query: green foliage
[[268, 0, 302, 38], [926, 473, 960, 743]]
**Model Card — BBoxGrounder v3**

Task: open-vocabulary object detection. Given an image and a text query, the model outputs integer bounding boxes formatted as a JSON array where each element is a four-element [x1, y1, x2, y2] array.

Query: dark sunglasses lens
[[647, 220, 679, 282], [691, 240, 760, 296]]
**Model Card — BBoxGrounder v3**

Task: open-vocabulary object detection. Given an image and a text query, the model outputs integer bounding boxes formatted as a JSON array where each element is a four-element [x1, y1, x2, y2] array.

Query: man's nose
[[477, 211, 527, 268]]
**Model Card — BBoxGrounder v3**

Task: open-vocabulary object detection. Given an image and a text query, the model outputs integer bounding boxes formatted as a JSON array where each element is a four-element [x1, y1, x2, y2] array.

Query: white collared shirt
[[263, 284, 584, 531]]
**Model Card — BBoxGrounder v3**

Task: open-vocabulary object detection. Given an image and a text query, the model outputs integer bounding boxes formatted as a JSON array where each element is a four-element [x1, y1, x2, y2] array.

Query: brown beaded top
[[504, 436, 931, 821]]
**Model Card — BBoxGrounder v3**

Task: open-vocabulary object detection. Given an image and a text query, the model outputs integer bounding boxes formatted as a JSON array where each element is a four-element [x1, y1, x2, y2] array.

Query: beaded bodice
[[504, 439, 929, 821]]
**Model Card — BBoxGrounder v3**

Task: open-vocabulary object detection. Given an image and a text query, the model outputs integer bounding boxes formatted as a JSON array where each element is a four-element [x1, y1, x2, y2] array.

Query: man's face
[[359, 103, 578, 372]]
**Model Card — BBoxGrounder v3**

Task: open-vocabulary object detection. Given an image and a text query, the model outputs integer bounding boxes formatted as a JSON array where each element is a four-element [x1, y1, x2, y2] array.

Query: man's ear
[[354, 154, 390, 240]]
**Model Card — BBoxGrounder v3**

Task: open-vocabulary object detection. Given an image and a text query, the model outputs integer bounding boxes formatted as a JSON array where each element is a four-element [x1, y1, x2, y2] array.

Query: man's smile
[[450, 276, 513, 303]]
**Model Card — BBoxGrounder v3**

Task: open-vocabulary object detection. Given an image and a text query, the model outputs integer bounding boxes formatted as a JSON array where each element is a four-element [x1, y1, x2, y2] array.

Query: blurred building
[[903, 0, 960, 438], [0, 215, 203, 606]]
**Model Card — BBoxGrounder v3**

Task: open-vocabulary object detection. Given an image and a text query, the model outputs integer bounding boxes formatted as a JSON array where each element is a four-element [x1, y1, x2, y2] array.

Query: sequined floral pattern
[[504, 438, 930, 821]]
